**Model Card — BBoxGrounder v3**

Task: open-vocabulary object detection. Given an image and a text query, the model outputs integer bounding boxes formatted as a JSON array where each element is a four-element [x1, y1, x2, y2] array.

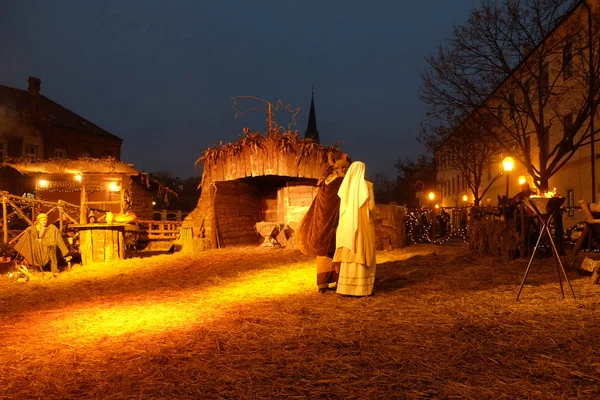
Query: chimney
[[27, 76, 41, 96]]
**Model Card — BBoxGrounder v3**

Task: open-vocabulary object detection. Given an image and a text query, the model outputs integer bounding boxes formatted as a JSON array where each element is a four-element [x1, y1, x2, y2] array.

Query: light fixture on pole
[[428, 191, 435, 208], [462, 194, 468, 202], [502, 156, 515, 197]]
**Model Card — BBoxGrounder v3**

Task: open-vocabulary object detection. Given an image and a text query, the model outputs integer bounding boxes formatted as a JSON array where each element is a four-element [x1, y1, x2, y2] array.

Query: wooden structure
[[568, 200, 600, 283], [183, 130, 347, 248], [72, 223, 126, 264], [136, 220, 182, 241], [1, 191, 80, 245], [2, 158, 140, 223]]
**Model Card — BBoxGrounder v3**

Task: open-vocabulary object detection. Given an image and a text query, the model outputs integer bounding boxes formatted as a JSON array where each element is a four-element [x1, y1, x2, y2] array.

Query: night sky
[[1, 1, 474, 179]]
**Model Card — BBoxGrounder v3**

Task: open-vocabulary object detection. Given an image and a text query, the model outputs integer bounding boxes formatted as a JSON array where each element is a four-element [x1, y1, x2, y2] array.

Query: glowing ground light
[[41, 261, 314, 345]]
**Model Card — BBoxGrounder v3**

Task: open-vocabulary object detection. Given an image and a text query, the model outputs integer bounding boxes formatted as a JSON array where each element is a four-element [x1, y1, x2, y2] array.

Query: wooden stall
[[71, 223, 126, 264], [182, 130, 347, 249], [2, 158, 139, 223]]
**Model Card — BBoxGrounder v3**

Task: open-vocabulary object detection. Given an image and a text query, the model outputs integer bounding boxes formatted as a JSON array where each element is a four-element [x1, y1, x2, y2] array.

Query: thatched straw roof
[[196, 130, 347, 184], [2, 157, 139, 176]]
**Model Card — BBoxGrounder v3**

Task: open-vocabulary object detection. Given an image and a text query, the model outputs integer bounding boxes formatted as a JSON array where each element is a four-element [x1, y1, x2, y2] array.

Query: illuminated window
[[25, 145, 37, 162]]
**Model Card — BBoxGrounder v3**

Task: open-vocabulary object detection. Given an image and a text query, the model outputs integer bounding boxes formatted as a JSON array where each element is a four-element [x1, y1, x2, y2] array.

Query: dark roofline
[[0, 83, 122, 142]]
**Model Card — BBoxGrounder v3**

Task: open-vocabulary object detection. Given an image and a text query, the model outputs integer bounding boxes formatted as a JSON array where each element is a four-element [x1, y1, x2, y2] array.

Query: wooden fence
[[135, 220, 182, 241], [1, 191, 80, 245]]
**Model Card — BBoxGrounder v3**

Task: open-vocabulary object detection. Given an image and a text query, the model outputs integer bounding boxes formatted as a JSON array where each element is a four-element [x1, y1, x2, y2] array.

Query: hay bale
[[469, 218, 520, 260]]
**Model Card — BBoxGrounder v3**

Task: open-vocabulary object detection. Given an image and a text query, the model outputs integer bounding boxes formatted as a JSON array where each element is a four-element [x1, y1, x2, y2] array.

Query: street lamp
[[462, 194, 468, 202], [502, 156, 515, 197], [518, 175, 527, 186]]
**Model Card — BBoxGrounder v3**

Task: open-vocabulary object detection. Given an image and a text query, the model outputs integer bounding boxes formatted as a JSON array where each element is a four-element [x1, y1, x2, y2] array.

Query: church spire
[[304, 88, 320, 143]]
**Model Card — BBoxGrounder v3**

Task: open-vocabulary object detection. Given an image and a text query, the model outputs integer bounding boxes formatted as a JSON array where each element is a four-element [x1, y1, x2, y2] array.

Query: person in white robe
[[333, 161, 376, 296]]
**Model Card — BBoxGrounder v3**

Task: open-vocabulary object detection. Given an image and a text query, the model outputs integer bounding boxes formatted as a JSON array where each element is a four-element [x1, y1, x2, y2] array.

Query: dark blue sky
[[1, 0, 475, 179]]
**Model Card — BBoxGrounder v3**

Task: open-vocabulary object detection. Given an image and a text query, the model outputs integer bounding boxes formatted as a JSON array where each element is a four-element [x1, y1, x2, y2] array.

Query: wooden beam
[[80, 176, 88, 224], [2, 193, 7, 245]]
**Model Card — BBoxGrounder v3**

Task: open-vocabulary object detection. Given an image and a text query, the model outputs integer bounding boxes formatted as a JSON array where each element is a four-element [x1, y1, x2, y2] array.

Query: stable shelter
[[2, 157, 140, 225], [182, 130, 348, 249]]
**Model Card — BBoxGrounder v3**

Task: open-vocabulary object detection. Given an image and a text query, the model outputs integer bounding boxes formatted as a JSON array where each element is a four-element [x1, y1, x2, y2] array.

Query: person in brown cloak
[[13, 213, 70, 273], [297, 154, 350, 293]]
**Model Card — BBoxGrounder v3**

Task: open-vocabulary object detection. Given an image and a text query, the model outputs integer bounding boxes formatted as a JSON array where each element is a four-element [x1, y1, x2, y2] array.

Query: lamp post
[[502, 156, 515, 198]]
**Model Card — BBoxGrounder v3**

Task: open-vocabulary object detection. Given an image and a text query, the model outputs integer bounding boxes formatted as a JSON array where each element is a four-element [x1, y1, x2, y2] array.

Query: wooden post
[[80, 175, 88, 224], [2, 192, 7, 245], [209, 182, 219, 249], [58, 202, 64, 233], [119, 178, 125, 214]]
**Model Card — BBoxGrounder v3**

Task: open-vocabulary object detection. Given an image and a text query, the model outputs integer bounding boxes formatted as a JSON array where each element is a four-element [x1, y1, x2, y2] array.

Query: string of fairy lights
[[405, 210, 469, 245], [404, 207, 599, 252]]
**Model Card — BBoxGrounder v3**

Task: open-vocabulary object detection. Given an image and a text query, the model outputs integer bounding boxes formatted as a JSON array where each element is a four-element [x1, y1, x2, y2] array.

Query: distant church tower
[[304, 90, 320, 143]]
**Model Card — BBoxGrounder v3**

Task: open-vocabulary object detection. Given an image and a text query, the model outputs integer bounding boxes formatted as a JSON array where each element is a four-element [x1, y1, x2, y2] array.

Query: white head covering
[[336, 161, 369, 252]]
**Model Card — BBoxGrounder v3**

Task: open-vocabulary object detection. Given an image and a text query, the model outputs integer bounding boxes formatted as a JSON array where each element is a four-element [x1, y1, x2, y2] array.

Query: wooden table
[[71, 223, 126, 265]]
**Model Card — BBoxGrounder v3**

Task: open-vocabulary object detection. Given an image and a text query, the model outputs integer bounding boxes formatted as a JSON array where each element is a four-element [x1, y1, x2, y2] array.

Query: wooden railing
[[136, 220, 183, 241], [1, 191, 80, 245]]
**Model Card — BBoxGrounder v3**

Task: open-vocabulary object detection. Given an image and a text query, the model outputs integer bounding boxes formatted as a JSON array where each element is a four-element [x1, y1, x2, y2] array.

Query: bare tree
[[419, 114, 504, 206], [421, 0, 600, 192]]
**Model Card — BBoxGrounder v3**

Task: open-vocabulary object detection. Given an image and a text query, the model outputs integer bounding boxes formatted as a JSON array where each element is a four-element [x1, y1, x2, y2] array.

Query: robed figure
[[297, 157, 350, 292], [13, 213, 70, 273], [333, 161, 377, 296]]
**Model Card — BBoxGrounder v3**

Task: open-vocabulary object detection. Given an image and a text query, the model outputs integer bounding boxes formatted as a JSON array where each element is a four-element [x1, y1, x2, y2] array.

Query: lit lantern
[[502, 156, 514, 172], [462, 194, 468, 202], [38, 179, 49, 188], [518, 175, 527, 186], [108, 182, 120, 192], [428, 192, 435, 201], [435, 204, 440, 209]]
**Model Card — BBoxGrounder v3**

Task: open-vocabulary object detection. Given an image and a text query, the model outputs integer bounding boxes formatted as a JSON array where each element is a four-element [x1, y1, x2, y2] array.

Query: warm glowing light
[[518, 175, 527, 185], [428, 192, 435, 201], [435, 204, 440, 209], [532, 187, 558, 198], [108, 182, 120, 192], [36, 255, 315, 344], [502, 156, 514, 172], [462, 194, 468, 202], [38, 179, 49, 188], [152, 201, 156, 206], [75, 175, 82, 182]]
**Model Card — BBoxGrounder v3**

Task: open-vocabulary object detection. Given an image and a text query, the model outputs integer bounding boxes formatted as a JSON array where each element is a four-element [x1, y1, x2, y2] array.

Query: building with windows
[[435, 0, 600, 227], [0, 77, 122, 194]]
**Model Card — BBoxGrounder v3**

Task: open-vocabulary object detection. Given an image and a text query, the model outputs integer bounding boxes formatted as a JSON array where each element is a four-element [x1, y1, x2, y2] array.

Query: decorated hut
[[1, 157, 145, 223], [182, 130, 348, 249]]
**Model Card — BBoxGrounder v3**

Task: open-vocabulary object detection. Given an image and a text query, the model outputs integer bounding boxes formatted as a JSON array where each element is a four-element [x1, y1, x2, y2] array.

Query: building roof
[[2, 157, 138, 176], [0, 83, 122, 142]]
